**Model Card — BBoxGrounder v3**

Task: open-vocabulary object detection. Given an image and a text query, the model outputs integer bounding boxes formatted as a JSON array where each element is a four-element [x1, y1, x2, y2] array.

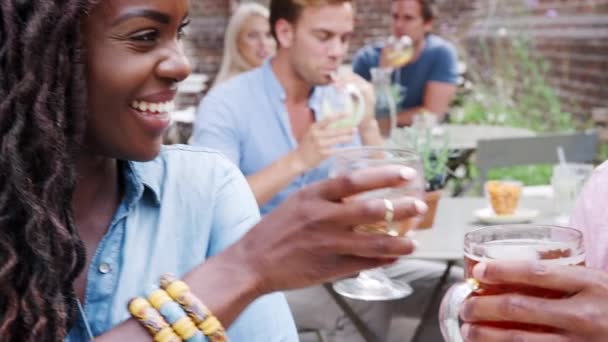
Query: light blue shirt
[[192, 60, 361, 215], [66, 145, 298, 341]]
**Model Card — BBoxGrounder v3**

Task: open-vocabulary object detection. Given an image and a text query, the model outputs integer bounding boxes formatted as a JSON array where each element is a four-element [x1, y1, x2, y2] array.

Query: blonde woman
[[214, 3, 276, 86]]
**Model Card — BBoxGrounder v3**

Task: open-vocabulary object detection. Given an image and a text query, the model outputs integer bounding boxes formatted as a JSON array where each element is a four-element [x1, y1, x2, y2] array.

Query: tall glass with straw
[[551, 146, 593, 225]]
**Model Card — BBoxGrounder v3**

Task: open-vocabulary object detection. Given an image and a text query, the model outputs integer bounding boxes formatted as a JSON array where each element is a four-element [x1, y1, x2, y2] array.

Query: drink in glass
[[385, 35, 414, 69], [320, 83, 365, 129], [551, 163, 593, 223], [439, 225, 585, 341], [485, 180, 522, 215], [331, 147, 425, 300], [350, 188, 417, 237]]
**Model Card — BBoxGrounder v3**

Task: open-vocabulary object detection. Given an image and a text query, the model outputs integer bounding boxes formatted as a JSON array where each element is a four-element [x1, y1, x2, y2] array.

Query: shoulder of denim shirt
[[128, 145, 243, 205], [204, 64, 267, 101]]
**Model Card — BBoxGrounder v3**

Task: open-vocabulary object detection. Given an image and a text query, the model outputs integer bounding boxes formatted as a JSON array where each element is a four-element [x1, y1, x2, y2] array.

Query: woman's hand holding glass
[[329, 147, 427, 300], [459, 261, 608, 342], [232, 164, 424, 294]]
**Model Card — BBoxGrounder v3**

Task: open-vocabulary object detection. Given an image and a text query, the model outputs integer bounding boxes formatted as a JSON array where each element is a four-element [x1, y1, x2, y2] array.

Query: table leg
[[323, 283, 376, 342], [411, 260, 454, 342]]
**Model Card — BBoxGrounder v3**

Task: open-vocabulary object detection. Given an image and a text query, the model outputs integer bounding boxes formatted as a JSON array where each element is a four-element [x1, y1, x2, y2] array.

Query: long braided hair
[[0, 0, 97, 340]]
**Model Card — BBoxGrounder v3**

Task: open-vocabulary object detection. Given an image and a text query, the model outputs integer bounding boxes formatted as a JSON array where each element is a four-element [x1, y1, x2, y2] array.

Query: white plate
[[474, 207, 540, 224]]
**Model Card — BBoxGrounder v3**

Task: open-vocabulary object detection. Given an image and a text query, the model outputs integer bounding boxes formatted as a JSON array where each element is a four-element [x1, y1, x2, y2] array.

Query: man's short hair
[[269, 0, 354, 39], [394, 0, 438, 22]]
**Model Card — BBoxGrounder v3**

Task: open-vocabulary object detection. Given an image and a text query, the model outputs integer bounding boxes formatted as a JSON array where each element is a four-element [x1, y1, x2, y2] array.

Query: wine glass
[[330, 147, 425, 300], [385, 35, 414, 69], [320, 83, 366, 130]]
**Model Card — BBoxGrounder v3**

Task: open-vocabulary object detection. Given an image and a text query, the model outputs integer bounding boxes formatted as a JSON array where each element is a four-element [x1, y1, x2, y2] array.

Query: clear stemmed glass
[[319, 83, 366, 130], [330, 147, 425, 300], [385, 35, 414, 69]]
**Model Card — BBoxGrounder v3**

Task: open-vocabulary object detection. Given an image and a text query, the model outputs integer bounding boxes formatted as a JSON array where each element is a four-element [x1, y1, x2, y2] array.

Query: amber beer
[[348, 188, 420, 237], [464, 240, 585, 332], [354, 216, 416, 237]]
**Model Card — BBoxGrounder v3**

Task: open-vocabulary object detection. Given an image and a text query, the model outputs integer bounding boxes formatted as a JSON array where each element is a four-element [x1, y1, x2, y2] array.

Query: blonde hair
[[213, 3, 270, 87]]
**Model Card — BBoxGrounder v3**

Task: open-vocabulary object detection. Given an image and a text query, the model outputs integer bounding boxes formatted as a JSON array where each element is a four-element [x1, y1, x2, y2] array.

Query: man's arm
[[193, 87, 353, 208], [396, 81, 457, 126], [245, 150, 308, 206], [192, 91, 331, 207], [352, 46, 375, 82], [247, 117, 355, 205]]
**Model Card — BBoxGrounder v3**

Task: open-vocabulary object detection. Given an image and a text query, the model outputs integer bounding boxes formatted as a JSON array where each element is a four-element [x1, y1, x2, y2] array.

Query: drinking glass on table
[[330, 147, 425, 300], [439, 224, 585, 342], [551, 163, 593, 224]]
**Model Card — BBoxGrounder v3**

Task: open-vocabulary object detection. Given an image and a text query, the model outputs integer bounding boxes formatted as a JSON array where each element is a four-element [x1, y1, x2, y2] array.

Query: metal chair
[[475, 130, 598, 187]]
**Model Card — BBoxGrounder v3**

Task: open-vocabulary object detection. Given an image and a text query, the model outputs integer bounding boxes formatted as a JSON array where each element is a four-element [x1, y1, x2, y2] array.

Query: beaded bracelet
[[128, 297, 181, 342], [147, 286, 206, 342], [160, 274, 228, 342]]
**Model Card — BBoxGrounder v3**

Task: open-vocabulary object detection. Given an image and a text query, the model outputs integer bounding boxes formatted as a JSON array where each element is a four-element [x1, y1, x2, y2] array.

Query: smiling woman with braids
[[0, 0, 90, 340], [0, 1, 421, 341]]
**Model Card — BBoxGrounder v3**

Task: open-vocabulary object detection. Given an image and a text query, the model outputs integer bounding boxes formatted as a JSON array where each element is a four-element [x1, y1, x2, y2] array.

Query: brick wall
[[183, 0, 607, 118], [465, 0, 608, 118], [184, 0, 474, 77]]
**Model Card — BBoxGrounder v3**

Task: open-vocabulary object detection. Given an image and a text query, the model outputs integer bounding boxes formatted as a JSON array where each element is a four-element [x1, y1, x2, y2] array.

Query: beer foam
[[485, 244, 539, 260], [466, 239, 585, 265]]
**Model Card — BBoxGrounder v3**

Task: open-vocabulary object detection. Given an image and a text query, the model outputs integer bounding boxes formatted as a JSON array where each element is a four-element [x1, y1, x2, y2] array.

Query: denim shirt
[[192, 59, 361, 215], [66, 145, 297, 341]]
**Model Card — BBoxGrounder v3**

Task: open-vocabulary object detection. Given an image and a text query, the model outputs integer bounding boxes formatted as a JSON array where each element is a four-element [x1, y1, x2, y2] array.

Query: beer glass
[[439, 225, 585, 342], [330, 147, 425, 300]]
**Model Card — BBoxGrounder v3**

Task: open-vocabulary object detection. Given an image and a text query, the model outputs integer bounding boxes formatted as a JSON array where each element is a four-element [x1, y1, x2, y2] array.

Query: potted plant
[[390, 118, 450, 228]]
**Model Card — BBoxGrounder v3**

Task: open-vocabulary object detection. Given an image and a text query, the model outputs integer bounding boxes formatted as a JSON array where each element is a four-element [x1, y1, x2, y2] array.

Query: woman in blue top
[[0, 0, 421, 340]]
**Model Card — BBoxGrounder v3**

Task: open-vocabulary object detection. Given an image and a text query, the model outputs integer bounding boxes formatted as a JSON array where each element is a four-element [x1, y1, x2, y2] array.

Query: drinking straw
[[557, 146, 567, 165]]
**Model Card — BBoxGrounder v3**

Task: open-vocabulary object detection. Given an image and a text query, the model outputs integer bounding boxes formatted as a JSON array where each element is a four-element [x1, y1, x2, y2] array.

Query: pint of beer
[[439, 225, 585, 342]]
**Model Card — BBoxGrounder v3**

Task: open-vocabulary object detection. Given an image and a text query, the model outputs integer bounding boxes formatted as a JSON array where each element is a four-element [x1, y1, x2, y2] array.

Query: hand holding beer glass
[[330, 147, 426, 300], [439, 225, 585, 342]]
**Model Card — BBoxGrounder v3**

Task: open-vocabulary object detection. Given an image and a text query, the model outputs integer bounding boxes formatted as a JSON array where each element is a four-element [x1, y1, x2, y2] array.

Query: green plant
[[449, 35, 584, 186], [452, 36, 577, 133]]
